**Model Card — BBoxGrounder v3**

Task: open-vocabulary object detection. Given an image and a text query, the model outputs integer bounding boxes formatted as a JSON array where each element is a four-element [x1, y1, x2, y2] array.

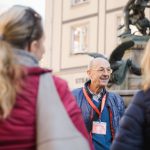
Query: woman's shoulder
[[132, 89, 150, 107], [53, 75, 68, 89], [52, 75, 72, 99]]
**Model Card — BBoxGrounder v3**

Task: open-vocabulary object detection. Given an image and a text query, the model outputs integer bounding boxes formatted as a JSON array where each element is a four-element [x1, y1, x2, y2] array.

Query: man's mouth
[[99, 77, 109, 83]]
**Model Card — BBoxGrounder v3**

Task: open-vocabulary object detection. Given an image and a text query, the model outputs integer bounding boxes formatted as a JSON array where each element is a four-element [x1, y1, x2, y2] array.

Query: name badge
[[92, 121, 106, 135]]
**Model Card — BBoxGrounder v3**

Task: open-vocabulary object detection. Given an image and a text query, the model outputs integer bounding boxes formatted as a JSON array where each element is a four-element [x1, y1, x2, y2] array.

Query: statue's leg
[[123, 8, 131, 33], [121, 0, 135, 35]]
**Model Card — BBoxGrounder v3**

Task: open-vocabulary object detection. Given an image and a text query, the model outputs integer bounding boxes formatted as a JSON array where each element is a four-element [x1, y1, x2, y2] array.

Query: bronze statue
[[122, 0, 150, 35], [77, 40, 141, 86], [76, 1, 150, 86], [108, 40, 141, 85]]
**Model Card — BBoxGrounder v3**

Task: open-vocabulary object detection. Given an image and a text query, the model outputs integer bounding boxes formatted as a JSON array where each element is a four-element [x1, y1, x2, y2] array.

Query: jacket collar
[[84, 80, 107, 99]]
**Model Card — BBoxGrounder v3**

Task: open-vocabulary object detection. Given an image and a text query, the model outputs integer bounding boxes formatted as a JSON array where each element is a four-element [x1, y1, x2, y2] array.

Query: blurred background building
[[1, 0, 150, 93], [45, 0, 150, 91], [44, 0, 127, 89]]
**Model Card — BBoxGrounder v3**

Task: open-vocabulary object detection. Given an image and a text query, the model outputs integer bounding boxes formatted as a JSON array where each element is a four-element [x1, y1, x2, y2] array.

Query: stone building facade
[[43, 0, 131, 89]]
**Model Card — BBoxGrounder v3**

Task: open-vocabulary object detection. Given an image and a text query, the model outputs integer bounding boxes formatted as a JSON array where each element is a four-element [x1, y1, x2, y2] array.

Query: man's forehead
[[91, 58, 110, 67]]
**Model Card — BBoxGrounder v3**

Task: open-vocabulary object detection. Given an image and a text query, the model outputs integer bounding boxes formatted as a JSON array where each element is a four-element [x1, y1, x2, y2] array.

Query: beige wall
[[63, 0, 98, 21], [42, 0, 150, 90], [42, 0, 128, 89], [61, 16, 98, 69], [105, 10, 123, 56], [106, 0, 126, 10], [40, 0, 53, 68]]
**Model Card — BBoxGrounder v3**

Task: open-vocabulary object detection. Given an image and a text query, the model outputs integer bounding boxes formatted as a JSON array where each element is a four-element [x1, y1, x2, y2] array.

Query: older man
[[72, 57, 125, 150]]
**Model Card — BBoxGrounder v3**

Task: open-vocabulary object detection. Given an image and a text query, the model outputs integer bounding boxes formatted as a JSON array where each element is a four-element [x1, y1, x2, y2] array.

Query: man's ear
[[29, 40, 38, 53], [87, 69, 91, 78]]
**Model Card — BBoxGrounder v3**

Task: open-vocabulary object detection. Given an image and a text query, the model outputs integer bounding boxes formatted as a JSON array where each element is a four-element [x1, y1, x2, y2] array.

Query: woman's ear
[[29, 40, 38, 53]]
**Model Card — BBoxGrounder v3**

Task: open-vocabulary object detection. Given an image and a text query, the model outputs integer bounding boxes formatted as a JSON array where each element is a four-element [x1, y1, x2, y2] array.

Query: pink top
[[0, 67, 93, 150]]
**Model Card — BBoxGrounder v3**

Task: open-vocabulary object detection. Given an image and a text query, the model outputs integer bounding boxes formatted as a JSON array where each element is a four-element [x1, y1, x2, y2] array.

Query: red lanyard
[[82, 87, 106, 119]]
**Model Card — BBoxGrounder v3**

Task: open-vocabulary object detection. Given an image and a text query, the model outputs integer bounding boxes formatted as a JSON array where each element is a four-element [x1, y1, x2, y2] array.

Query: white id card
[[92, 121, 106, 135]]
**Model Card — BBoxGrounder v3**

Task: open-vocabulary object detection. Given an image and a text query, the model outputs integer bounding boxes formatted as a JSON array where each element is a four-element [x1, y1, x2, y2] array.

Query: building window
[[71, 0, 89, 6], [71, 24, 89, 54]]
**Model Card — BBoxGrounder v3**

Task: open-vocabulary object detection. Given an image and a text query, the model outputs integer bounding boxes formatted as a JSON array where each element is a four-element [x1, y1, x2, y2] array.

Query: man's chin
[[100, 80, 108, 86]]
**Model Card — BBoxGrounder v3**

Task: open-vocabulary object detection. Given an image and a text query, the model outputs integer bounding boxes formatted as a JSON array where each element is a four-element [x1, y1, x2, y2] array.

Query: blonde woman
[[111, 40, 150, 150], [0, 5, 93, 150]]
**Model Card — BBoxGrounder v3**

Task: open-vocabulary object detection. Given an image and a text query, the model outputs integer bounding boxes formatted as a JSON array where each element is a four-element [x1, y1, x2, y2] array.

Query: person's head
[[0, 5, 44, 119], [141, 40, 150, 91], [0, 5, 45, 60], [87, 57, 112, 90]]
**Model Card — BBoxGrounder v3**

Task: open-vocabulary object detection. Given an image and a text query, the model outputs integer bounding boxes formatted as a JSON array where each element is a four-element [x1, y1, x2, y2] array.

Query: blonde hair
[[0, 5, 43, 118], [0, 5, 43, 49], [0, 41, 23, 118], [141, 40, 150, 91]]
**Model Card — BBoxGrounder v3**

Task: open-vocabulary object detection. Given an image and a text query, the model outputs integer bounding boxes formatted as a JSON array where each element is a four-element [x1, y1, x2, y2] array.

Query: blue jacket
[[72, 81, 125, 140]]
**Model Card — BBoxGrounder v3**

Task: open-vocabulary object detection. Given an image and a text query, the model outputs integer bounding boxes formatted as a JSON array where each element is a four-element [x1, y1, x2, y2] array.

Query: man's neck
[[89, 84, 103, 95]]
